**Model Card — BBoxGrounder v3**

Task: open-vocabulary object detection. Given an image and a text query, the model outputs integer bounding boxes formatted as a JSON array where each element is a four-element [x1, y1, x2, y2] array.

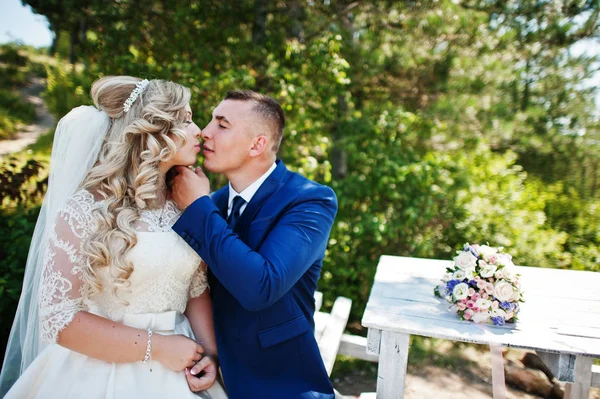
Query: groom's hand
[[184, 355, 218, 392], [171, 166, 211, 210]]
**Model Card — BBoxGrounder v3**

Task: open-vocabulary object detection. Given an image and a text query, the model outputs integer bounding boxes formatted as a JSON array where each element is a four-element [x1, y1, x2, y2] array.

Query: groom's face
[[201, 100, 258, 175]]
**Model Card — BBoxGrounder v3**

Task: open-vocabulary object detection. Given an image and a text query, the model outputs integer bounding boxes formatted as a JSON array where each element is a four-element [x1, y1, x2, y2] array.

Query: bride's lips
[[203, 146, 214, 155]]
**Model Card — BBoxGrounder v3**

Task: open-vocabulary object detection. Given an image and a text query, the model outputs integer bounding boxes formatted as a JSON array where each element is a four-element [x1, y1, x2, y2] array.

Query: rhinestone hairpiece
[[123, 79, 149, 113]]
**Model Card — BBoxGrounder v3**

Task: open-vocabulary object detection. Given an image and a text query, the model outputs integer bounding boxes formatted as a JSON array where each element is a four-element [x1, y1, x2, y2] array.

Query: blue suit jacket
[[173, 161, 337, 399]]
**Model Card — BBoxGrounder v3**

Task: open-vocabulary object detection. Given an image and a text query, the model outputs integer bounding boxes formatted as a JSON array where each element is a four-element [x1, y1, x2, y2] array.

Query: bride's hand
[[152, 334, 204, 372], [185, 355, 218, 392]]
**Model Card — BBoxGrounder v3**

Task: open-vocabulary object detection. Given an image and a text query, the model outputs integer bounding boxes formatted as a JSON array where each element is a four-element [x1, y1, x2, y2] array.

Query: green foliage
[[43, 64, 93, 118], [0, 154, 48, 356], [0, 90, 36, 140]]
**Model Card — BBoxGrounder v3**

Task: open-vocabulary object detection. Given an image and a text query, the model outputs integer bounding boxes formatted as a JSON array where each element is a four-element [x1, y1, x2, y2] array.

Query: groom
[[171, 90, 337, 399]]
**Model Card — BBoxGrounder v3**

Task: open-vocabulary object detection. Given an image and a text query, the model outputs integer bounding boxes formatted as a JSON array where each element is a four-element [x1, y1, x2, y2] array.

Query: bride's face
[[169, 104, 202, 166]]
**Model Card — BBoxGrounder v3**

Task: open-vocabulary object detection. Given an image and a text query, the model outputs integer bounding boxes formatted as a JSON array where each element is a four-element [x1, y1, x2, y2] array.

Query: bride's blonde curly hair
[[79, 76, 191, 300]]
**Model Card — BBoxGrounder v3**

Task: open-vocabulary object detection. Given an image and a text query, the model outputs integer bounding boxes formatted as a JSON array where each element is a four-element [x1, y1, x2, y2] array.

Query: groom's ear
[[249, 135, 269, 157]]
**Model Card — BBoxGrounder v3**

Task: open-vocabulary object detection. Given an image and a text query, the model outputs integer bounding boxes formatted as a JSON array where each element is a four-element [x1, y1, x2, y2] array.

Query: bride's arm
[[40, 201, 203, 371], [185, 262, 218, 358], [57, 311, 201, 367]]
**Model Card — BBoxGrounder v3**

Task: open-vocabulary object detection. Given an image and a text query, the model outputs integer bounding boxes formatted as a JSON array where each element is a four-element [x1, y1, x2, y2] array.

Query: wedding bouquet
[[434, 243, 524, 325]]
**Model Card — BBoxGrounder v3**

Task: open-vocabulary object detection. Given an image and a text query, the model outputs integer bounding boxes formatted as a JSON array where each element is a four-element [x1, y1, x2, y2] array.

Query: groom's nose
[[201, 124, 213, 140]]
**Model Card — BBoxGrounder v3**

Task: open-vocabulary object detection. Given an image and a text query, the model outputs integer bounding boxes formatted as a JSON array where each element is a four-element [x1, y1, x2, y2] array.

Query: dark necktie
[[227, 195, 246, 228]]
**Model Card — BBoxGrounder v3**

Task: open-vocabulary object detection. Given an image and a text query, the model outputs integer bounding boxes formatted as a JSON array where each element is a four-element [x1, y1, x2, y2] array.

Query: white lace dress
[[5, 190, 227, 399]]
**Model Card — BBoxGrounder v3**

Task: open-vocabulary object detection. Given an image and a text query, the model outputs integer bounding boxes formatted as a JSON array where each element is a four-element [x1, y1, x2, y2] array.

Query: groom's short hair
[[225, 90, 285, 152]]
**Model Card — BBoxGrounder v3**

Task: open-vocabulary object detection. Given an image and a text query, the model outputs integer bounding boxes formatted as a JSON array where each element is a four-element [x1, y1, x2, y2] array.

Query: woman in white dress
[[0, 76, 227, 398]]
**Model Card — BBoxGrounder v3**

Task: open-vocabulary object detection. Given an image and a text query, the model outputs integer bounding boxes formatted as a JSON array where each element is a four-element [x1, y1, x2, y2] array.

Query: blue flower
[[499, 301, 513, 311], [464, 243, 479, 258], [491, 316, 505, 326], [468, 279, 478, 288]]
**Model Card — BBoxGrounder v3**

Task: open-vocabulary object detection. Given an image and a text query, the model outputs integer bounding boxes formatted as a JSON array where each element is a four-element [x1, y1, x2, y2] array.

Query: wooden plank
[[376, 331, 410, 399], [591, 365, 600, 388], [359, 394, 376, 399], [315, 291, 323, 313], [314, 311, 330, 342], [537, 351, 576, 382], [366, 328, 381, 356], [564, 356, 593, 399], [318, 296, 352, 376], [338, 334, 379, 363]]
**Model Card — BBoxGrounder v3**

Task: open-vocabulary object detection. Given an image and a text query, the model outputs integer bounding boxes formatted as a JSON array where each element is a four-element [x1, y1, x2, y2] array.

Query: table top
[[361, 255, 600, 357]]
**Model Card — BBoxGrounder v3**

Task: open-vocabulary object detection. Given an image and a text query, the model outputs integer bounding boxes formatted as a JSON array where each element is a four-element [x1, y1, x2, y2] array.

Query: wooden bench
[[313, 292, 354, 399]]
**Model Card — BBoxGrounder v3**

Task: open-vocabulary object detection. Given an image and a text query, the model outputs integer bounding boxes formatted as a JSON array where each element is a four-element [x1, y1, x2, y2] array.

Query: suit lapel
[[211, 186, 229, 218], [234, 161, 287, 238]]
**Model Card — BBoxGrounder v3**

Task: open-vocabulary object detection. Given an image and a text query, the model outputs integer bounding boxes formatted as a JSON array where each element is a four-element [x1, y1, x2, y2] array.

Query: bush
[[0, 154, 48, 365], [0, 90, 37, 140], [43, 64, 92, 119]]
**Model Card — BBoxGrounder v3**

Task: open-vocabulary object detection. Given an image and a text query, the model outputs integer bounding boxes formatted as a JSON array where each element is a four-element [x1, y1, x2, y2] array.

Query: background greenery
[[1, 0, 599, 367]]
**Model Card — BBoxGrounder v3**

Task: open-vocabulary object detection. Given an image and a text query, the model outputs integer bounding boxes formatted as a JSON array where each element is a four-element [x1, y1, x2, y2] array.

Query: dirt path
[[0, 77, 54, 156], [333, 346, 600, 399]]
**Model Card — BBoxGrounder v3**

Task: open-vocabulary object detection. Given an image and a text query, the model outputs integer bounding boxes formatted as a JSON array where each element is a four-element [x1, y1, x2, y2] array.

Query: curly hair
[[79, 76, 191, 301]]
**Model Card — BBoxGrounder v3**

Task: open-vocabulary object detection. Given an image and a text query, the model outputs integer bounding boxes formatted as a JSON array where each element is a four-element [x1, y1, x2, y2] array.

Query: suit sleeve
[[172, 186, 337, 312]]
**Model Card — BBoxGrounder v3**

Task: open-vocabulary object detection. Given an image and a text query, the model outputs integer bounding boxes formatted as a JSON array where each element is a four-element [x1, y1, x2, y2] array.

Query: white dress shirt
[[227, 162, 277, 217]]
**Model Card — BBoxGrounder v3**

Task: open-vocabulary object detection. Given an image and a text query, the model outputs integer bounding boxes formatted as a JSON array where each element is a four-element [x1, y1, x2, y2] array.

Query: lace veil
[[0, 106, 111, 396]]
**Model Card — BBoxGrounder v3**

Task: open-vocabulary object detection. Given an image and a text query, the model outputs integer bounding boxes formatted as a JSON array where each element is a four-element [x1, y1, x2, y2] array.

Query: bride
[[0, 76, 227, 398]]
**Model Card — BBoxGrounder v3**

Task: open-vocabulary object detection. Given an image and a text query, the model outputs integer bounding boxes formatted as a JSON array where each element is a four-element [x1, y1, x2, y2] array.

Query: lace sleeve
[[39, 191, 94, 343], [189, 262, 208, 299]]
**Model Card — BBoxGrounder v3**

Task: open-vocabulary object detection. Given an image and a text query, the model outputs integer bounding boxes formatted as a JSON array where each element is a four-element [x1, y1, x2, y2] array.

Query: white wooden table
[[362, 255, 600, 399]]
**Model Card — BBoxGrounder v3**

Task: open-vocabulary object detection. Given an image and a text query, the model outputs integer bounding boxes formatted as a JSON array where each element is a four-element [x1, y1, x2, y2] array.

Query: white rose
[[475, 298, 492, 310], [501, 266, 516, 282], [463, 267, 476, 281], [510, 288, 521, 302], [453, 269, 466, 280], [494, 280, 514, 302], [472, 311, 491, 323], [480, 262, 498, 278], [478, 245, 498, 260], [454, 251, 477, 270], [452, 283, 469, 301], [496, 254, 514, 267], [490, 308, 507, 318]]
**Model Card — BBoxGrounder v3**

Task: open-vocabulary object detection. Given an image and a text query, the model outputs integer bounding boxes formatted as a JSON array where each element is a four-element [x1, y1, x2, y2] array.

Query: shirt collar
[[228, 162, 277, 208]]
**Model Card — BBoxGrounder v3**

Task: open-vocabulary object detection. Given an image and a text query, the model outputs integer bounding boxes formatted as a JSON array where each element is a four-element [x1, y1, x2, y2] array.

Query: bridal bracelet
[[142, 329, 152, 365]]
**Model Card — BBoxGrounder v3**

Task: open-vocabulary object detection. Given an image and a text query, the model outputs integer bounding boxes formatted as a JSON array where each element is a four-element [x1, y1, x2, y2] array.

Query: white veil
[[0, 105, 111, 396]]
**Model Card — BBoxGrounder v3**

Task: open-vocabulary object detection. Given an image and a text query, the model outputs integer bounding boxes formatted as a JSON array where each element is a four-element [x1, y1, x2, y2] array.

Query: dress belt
[[121, 311, 185, 331]]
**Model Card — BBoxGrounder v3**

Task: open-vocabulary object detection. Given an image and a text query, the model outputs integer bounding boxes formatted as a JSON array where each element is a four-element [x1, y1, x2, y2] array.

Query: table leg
[[376, 331, 410, 399], [564, 355, 593, 399]]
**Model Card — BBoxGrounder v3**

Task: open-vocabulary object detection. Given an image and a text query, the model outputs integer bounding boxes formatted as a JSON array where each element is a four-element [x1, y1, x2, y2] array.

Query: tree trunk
[[252, 0, 268, 46], [49, 22, 60, 56], [69, 24, 79, 64], [287, 0, 304, 41]]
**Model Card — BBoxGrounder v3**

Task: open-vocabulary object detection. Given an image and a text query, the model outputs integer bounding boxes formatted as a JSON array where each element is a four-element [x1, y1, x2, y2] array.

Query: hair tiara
[[123, 79, 150, 113]]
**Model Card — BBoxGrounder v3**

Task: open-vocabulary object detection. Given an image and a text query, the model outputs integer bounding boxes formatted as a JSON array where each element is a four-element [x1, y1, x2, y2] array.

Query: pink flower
[[506, 311, 514, 320], [457, 303, 467, 311], [477, 280, 486, 289], [485, 283, 494, 294], [464, 309, 474, 320], [468, 288, 475, 297], [466, 300, 475, 309], [492, 301, 499, 310], [482, 293, 489, 299], [460, 299, 467, 304], [489, 256, 497, 264], [471, 293, 480, 301], [474, 275, 481, 281]]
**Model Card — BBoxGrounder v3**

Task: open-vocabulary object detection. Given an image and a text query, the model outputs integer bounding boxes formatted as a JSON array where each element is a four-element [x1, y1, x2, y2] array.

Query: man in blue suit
[[170, 90, 337, 399]]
